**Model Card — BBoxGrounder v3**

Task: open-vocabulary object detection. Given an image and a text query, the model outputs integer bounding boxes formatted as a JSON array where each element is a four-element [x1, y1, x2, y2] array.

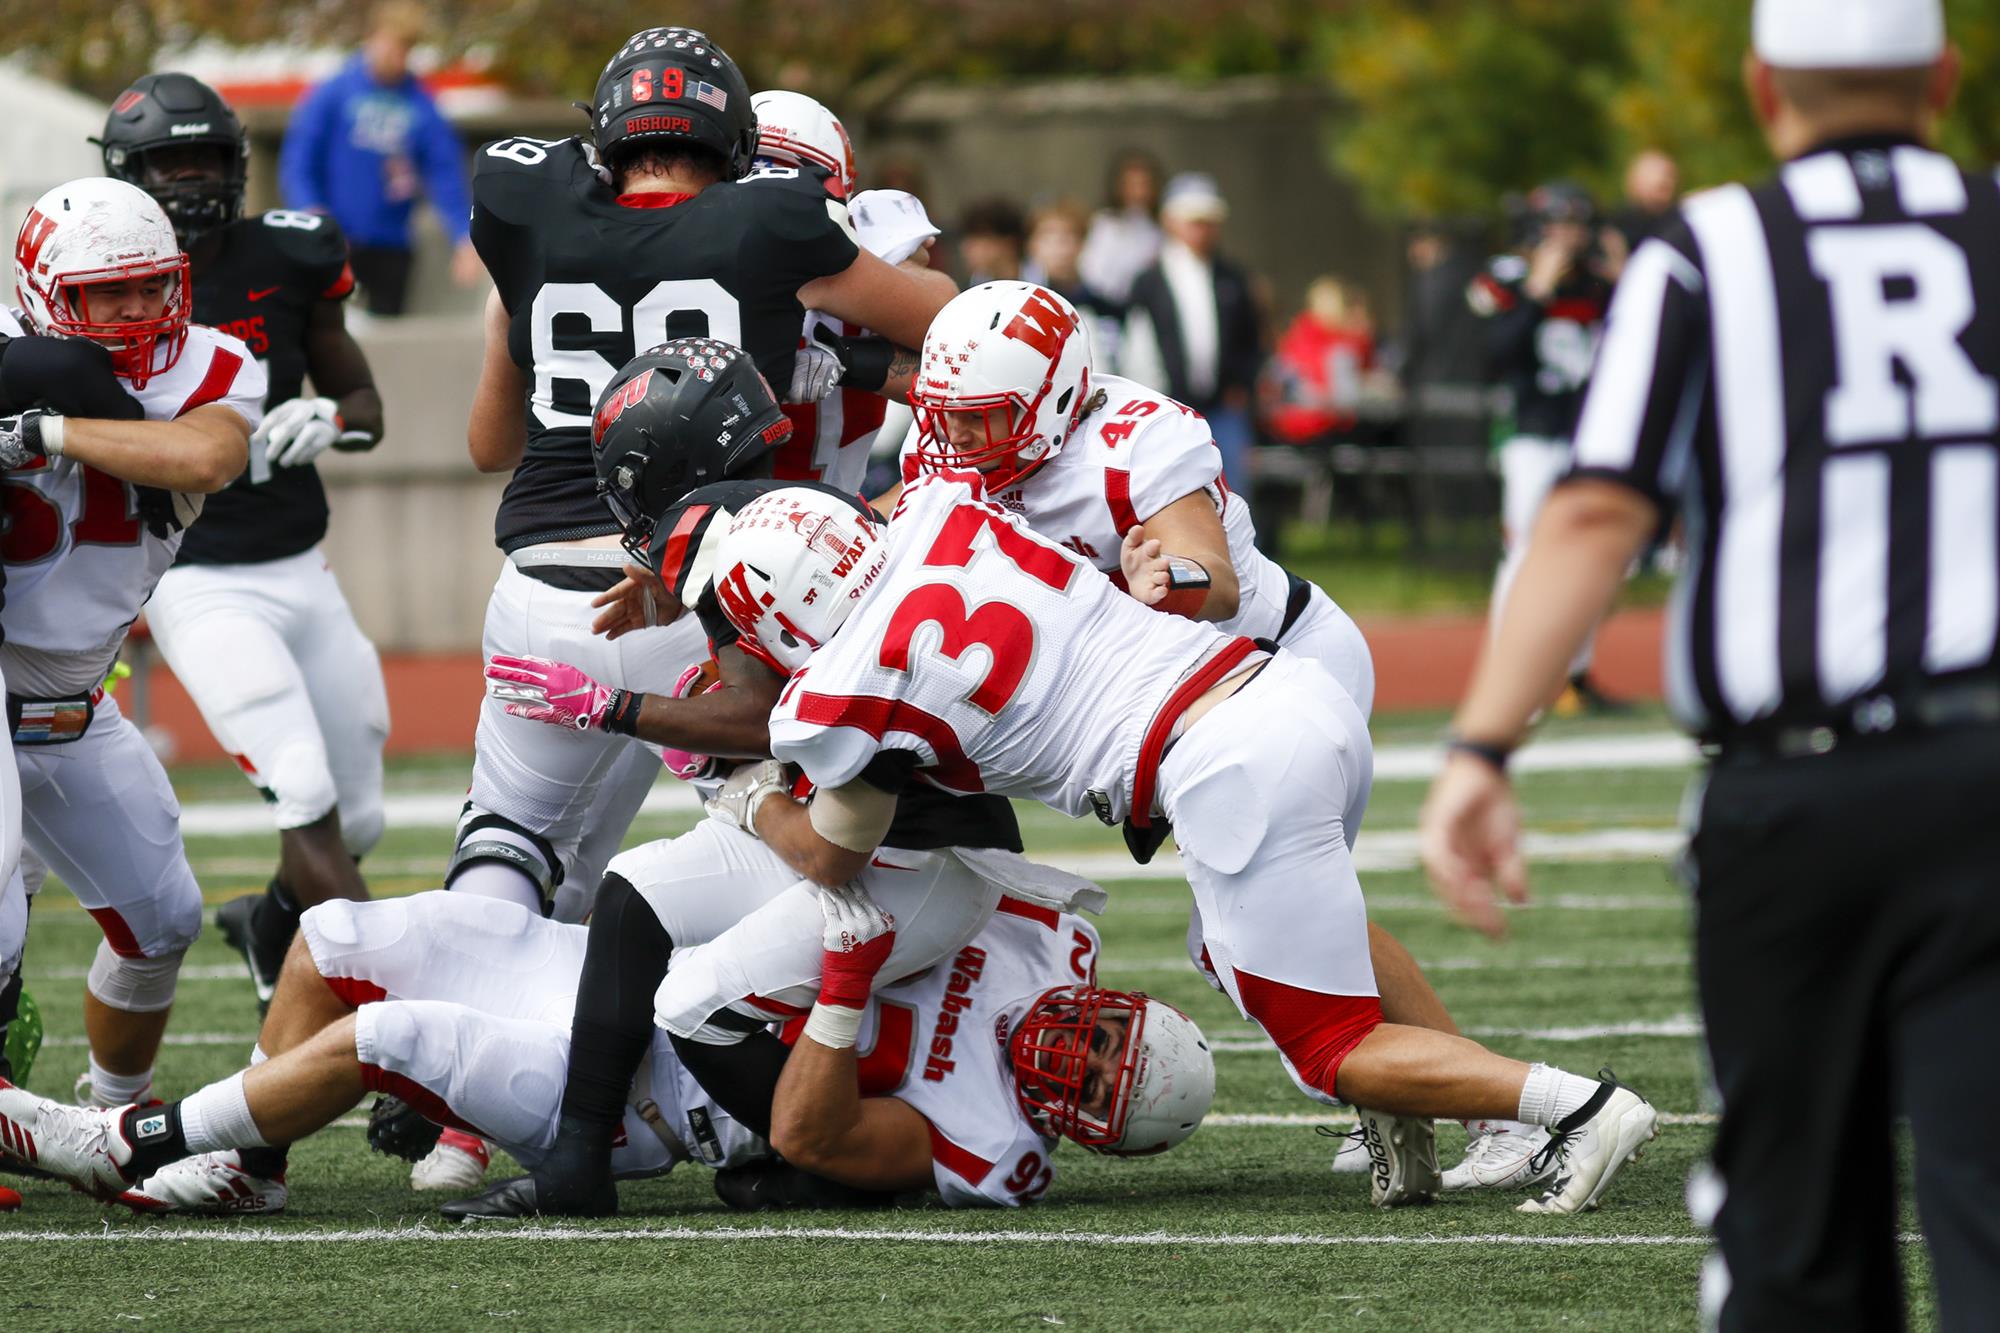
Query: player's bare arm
[[1118, 489, 1241, 621], [51, 401, 249, 492], [467, 287, 526, 473], [749, 780, 889, 887], [302, 297, 383, 446], [1419, 479, 1656, 937], [799, 247, 955, 359], [768, 1026, 937, 1191]]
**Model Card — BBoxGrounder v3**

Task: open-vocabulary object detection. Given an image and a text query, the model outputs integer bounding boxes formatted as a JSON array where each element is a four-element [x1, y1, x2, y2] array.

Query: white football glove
[[784, 343, 844, 404], [256, 397, 371, 469], [0, 411, 50, 470], [703, 759, 792, 836]]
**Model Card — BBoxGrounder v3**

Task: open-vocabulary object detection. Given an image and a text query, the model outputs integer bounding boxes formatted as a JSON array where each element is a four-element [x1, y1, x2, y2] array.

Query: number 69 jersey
[[801, 903, 1102, 1207], [0, 311, 266, 695], [767, 472, 1245, 823]]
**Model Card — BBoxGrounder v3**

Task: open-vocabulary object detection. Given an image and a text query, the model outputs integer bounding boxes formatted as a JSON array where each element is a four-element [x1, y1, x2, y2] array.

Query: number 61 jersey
[[0, 309, 267, 695], [471, 135, 861, 553], [767, 472, 1250, 823]]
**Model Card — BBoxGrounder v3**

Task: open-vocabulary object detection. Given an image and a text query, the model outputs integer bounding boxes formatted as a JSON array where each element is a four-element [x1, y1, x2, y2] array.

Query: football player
[[2, 178, 264, 1110], [94, 73, 390, 1016], [0, 887, 1211, 1215], [466, 345, 1042, 1216], [453, 27, 953, 924], [699, 479, 1660, 1215]]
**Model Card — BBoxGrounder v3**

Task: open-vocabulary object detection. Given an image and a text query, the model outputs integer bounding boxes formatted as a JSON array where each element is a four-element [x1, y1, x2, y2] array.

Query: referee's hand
[[1419, 753, 1529, 939]]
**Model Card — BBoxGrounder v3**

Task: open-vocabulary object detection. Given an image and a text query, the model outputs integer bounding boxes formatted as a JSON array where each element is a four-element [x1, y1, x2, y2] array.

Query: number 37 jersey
[[0, 312, 267, 694], [471, 136, 860, 552], [768, 472, 1241, 823]]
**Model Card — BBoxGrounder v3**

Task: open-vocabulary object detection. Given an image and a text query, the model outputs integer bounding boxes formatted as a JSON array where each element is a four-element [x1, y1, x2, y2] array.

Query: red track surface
[[128, 609, 1667, 764]]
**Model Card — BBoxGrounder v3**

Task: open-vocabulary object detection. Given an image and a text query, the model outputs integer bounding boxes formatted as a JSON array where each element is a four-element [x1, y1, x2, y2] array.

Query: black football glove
[[365, 1094, 445, 1163]]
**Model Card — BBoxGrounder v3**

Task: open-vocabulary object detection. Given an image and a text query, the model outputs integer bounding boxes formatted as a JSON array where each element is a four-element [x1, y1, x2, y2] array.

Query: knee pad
[[86, 939, 186, 1013], [267, 739, 339, 831], [447, 806, 562, 912], [339, 798, 386, 861]]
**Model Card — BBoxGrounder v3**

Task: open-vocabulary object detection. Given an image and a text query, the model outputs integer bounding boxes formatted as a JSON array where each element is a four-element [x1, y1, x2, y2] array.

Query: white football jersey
[[900, 373, 1295, 641], [0, 317, 266, 694], [821, 903, 1100, 1207], [768, 471, 1248, 821]]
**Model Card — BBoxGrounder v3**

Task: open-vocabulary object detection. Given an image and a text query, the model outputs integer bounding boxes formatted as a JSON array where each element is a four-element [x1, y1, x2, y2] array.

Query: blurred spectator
[[1021, 200, 1122, 367], [1265, 277, 1382, 444], [957, 197, 1026, 285], [279, 1, 478, 315], [1120, 172, 1264, 492], [1611, 148, 1680, 251], [1079, 148, 1163, 306]]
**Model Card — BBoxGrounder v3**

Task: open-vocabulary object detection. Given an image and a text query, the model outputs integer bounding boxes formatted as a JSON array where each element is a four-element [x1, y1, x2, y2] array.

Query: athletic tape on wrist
[[802, 1001, 864, 1049], [34, 412, 63, 457], [601, 690, 646, 735]]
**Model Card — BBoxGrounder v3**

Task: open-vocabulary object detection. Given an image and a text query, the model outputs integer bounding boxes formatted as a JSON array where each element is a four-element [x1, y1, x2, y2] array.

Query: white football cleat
[[411, 1129, 491, 1192], [120, 1150, 288, 1216], [1326, 1127, 1372, 1174], [0, 1079, 136, 1198], [1517, 1070, 1659, 1215], [1353, 1106, 1440, 1207], [1444, 1124, 1556, 1191]]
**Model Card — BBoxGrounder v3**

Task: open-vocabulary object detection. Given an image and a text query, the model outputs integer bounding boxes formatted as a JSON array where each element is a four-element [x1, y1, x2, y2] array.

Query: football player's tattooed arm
[[467, 288, 527, 473], [798, 248, 957, 357], [770, 1034, 937, 1192], [302, 298, 383, 448], [1121, 489, 1241, 621], [628, 644, 784, 758], [58, 403, 249, 492]]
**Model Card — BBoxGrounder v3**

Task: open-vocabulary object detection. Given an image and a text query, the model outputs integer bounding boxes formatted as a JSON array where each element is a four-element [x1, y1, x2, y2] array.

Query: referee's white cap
[[1753, 0, 1944, 69]]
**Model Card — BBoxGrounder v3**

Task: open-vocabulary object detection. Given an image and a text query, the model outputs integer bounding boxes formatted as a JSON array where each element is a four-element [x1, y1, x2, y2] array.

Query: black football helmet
[[593, 338, 794, 565], [95, 73, 249, 244], [589, 28, 758, 180]]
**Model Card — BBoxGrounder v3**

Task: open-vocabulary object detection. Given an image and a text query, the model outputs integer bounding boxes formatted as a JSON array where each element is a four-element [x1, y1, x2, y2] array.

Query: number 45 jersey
[[471, 136, 860, 553], [767, 472, 1250, 824], [0, 309, 267, 695]]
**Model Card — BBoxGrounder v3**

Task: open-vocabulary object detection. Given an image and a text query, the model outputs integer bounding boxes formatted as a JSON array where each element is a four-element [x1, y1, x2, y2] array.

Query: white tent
[[0, 68, 108, 302]]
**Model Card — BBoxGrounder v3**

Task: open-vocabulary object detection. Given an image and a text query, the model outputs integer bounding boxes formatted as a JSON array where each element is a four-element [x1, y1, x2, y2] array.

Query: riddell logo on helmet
[[169, 123, 213, 136], [593, 368, 654, 441]]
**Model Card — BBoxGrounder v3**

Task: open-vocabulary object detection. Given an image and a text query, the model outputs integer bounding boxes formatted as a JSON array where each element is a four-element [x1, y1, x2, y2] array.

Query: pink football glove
[[817, 883, 898, 1011], [660, 661, 726, 780], [485, 654, 615, 730]]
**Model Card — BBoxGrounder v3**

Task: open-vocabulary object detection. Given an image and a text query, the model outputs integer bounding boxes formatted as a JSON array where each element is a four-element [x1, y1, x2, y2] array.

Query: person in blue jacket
[[279, 2, 480, 315]]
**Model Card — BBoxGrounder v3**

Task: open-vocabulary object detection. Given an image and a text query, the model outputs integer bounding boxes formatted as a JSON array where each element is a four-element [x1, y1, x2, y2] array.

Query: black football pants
[[1691, 727, 2000, 1332]]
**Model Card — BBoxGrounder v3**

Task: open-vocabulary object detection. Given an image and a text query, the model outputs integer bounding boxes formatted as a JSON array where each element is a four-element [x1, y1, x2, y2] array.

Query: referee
[[1419, 1, 1998, 1327]]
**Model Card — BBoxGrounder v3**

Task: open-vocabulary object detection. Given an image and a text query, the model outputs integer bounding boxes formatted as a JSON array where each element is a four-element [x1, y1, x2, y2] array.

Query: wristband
[[826, 335, 895, 393], [1157, 557, 1212, 619], [600, 689, 646, 736], [1445, 734, 1514, 773], [30, 411, 62, 458], [802, 1000, 864, 1050]]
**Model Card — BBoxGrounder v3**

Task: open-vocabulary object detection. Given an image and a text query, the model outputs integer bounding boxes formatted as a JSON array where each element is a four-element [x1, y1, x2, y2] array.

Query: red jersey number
[[1002, 1150, 1054, 1202], [0, 468, 142, 563], [878, 583, 1033, 715]]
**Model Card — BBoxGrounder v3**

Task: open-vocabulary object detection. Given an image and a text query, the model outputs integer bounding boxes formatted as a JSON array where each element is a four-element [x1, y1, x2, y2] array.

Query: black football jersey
[[666, 477, 1022, 854], [471, 136, 861, 553], [177, 209, 357, 566]]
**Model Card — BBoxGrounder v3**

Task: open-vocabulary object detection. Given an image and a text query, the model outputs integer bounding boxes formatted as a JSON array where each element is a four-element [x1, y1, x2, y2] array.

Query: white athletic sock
[[87, 1057, 152, 1109], [448, 864, 545, 914], [1516, 1064, 1601, 1128], [180, 1071, 269, 1154], [249, 1044, 269, 1067]]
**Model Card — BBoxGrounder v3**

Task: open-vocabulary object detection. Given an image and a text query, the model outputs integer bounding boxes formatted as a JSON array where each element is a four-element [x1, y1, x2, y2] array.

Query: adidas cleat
[[0, 1079, 137, 1198], [1354, 1106, 1440, 1208], [120, 1150, 287, 1216]]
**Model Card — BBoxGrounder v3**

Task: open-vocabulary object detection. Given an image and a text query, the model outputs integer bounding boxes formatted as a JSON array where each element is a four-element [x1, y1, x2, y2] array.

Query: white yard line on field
[[171, 731, 1696, 840], [1, 1222, 1810, 1248]]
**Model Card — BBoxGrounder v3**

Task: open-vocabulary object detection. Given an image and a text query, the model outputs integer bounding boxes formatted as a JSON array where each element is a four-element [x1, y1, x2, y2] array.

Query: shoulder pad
[[719, 172, 857, 245], [249, 210, 352, 293], [474, 136, 595, 220]]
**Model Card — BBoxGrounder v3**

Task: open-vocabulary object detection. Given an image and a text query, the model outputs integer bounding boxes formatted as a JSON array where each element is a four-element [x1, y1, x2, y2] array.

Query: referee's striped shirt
[[1568, 133, 2000, 740]]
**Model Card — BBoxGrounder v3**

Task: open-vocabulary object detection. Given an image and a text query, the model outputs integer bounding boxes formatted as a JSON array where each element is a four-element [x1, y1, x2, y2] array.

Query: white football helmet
[[751, 90, 856, 197], [711, 487, 887, 673], [13, 176, 191, 389], [1010, 986, 1215, 1156], [910, 281, 1092, 489]]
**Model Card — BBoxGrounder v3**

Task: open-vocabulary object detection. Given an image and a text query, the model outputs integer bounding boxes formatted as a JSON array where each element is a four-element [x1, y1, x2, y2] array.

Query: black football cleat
[[215, 893, 286, 1015]]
